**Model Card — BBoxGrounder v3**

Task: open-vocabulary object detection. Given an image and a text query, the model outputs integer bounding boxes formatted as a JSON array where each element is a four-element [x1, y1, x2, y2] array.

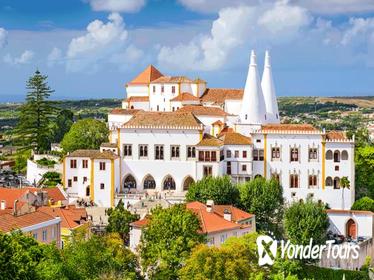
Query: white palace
[[63, 51, 355, 210]]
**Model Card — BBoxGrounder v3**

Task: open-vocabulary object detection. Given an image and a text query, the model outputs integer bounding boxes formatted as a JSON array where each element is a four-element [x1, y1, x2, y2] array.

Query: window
[[272, 173, 280, 182], [208, 237, 215, 246], [123, 144, 132, 157], [334, 150, 340, 162], [253, 149, 264, 161], [73, 176, 78, 182], [171, 86, 175, 94], [291, 192, 296, 198], [198, 150, 217, 162], [235, 150, 239, 158], [242, 151, 247, 158], [187, 146, 196, 158], [82, 159, 88, 168], [341, 150, 348, 160], [161, 85, 164, 93], [171, 145, 180, 159], [68, 179, 72, 188], [100, 183, 105, 189], [325, 176, 333, 186], [83, 176, 87, 183], [211, 151, 217, 161], [256, 139, 261, 143], [290, 174, 299, 188], [155, 145, 164, 160], [220, 234, 227, 244], [70, 159, 77, 168], [242, 164, 247, 172], [163, 176, 176, 190], [33, 233, 38, 239], [153, 85, 156, 93], [99, 162, 106, 171], [42, 230, 47, 241], [326, 150, 333, 160], [271, 147, 281, 160], [226, 162, 231, 175], [226, 150, 232, 158], [290, 148, 299, 162], [157, 105, 159, 111], [335, 166, 339, 171], [51, 227, 55, 239], [309, 148, 318, 160], [139, 145, 148, 158], [309, 175, 317, 188], [203, 166, 212, 177]]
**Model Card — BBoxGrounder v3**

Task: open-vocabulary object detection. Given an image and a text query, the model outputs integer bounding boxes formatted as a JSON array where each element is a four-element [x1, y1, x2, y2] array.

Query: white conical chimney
[[261, 50, 280, 123], [239, 50, 267, 125]]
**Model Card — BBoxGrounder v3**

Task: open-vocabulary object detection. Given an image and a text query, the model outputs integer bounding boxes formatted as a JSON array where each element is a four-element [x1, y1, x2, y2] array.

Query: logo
[[257, 235, 278, 266], [256, 235, 360, 266]]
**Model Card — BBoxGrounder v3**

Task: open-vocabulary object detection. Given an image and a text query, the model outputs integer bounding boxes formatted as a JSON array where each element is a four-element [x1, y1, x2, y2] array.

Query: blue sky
[[1, 0, 374, 101]]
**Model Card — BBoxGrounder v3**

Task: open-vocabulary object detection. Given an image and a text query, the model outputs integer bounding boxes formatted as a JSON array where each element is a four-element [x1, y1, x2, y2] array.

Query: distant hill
[[317, 96, 374, 108]]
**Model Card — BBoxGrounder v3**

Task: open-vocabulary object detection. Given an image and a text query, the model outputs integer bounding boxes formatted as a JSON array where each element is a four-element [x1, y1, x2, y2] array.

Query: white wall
[[328, 212, 374, 238], [126, 85, 149, 97]]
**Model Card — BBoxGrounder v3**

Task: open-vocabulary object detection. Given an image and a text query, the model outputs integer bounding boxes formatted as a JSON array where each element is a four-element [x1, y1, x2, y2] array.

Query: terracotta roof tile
[[326, 131, 347, 140], [123, 111, 203, 129], [67, 150, 119, 160], [177, 105, 227, 116], [124, 96, 149, 102], [170, 92, 200, 102], [0, 188, 35, 209], [212, 120, 224, 126], [101, 143, 118, 148], [219, 132, 252, 145], [196, 134, 223, 147], [128, 65, 163, 85], [261, 124, 319, 132], [39, 206, 87, 229], [200, 88, 243, 105], [110, 108, 142, 115], [152, 76, 193, 84], [213, 205, 254, 222], [43, 187, 67, 202], [0, 210, 58, 232], [130, 217, 149, 228]]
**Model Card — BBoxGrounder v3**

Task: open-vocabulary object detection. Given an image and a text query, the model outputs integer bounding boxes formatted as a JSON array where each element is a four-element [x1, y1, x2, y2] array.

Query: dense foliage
[[185, 175, 240, 206], [41, 171, 62, 187], [351, 196, 374, 212], [284, 200, 329, 246], [140, 204, 205, 279], [355, 146, 374, 199], [106, 199, 139, 244], [239, 177, 284, 236], [61, 118, 108, 153]]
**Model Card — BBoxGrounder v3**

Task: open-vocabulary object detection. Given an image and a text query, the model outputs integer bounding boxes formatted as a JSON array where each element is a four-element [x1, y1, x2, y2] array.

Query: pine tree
[[14, 70, 55, 152]]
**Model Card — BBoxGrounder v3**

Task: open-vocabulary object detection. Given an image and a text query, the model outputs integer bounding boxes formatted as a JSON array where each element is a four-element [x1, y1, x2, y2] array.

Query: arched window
[[326, 150, 333, 160], [163, 175, 176, 190], [334, 150, 340, 162], [183, 176, 194, 191], [124, 175, 137, 189], [341, 150, 348, 160], [130, 106, 134, 109], [346, 219, 357, 239], [325, 177, 333, 186], [143, 175, 156, 189], [333, 177, 340, 189]]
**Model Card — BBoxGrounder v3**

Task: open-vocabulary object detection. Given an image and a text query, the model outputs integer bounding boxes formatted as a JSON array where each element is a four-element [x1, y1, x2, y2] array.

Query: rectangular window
[[309, 148, 318, 160], [155, 145, 164, 160], [153, 85, 156, 93], [99, 162, 106, 171], [171, 145, 180, 159], [271, 147, 281, 160], [290, 174, 299, 188], [220, 234, 227, 244], [33, 233, 38, 240], [242, 164, 247, 172], [68, 179, 72, 187], [100, 183, 105, 189], [51, 227, 55, 239], [203, 166, 212, 177], [42, 230, 47, 241], [290, 148, 299, 162], [211, 151, 217, 162], [161, 85, 164, 93], [253, 149, 264, 161], [226, 161, 231, 175], [70, 159, 77, 168], [226, 150, 231, 158], [73, 176, 78, 182], [139, 145, 148, 158], [205, 151, 211, 162], [123, 144, 132, 157], [82, 159, 88, 168], [171, 86, 175, 94], [242, 151, 247, 158], [309, 175, 317, 187], [235, 150, 239, 158], [187, 146, 196, 158], [83, 176, 87, 183], [199, 151, 204, 161]]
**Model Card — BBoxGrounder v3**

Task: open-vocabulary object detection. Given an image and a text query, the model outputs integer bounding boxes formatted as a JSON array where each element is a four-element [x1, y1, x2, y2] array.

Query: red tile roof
[[196, 134, 223, 147], [326, 131, 348, 140], [0, 187, 37, 209], [39, 206, 87, 229], [0, 210, 58, 232], [124, 96, 149, 103], [212, 120, 224, 126], [152, 76, 193, 84], [170, 92, 200, 102], [261, 124, 319, 132], [200, 88, 243, 105], [43, 187, 66, 203], [127, 65, 163, 85], [219, 132, 252, 145], [130, 217, 149, 228], [110, 108, 142, 115], [177, 105, 227, 116]]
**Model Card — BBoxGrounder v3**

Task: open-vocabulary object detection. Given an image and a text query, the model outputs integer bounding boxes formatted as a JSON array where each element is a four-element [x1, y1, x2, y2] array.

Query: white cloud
[[341, 17, 374, 46], [87, 0, 146, 12], [3, 50, 34, 65], [47, 47, 63, 67], [0, 27, 8, 48], [158, 2, 311, 71], [66, 12, 128, 72]]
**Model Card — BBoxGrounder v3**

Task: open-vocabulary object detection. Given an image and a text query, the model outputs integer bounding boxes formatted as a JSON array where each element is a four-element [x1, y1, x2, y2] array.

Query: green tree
[[239, 178, 284, 236], [14, 149, 32, 174], [340, 176, 350, 210], [140, 204, 205, 279], [351, 196, 374, 212], [14, 70, 55, 152], [106, 199, 139, 244], [41, 171, 62, 187], [355, 146, 374, 199], [60, 118, 108, 153], [284, 200, 329, 246], [186, 176, 240, 206], [51, 109, 74, 143]]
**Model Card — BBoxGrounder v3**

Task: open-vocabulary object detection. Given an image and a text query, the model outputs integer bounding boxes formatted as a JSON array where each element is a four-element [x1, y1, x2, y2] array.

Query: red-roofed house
[[129, 201, 255, 251]]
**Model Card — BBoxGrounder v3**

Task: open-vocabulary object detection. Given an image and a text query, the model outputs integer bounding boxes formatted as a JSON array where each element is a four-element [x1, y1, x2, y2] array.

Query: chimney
[[206, 200, 214, 213], [0, 200, 5, 210], [223, 208, 232, 222], [13, 199, 18, 216]]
